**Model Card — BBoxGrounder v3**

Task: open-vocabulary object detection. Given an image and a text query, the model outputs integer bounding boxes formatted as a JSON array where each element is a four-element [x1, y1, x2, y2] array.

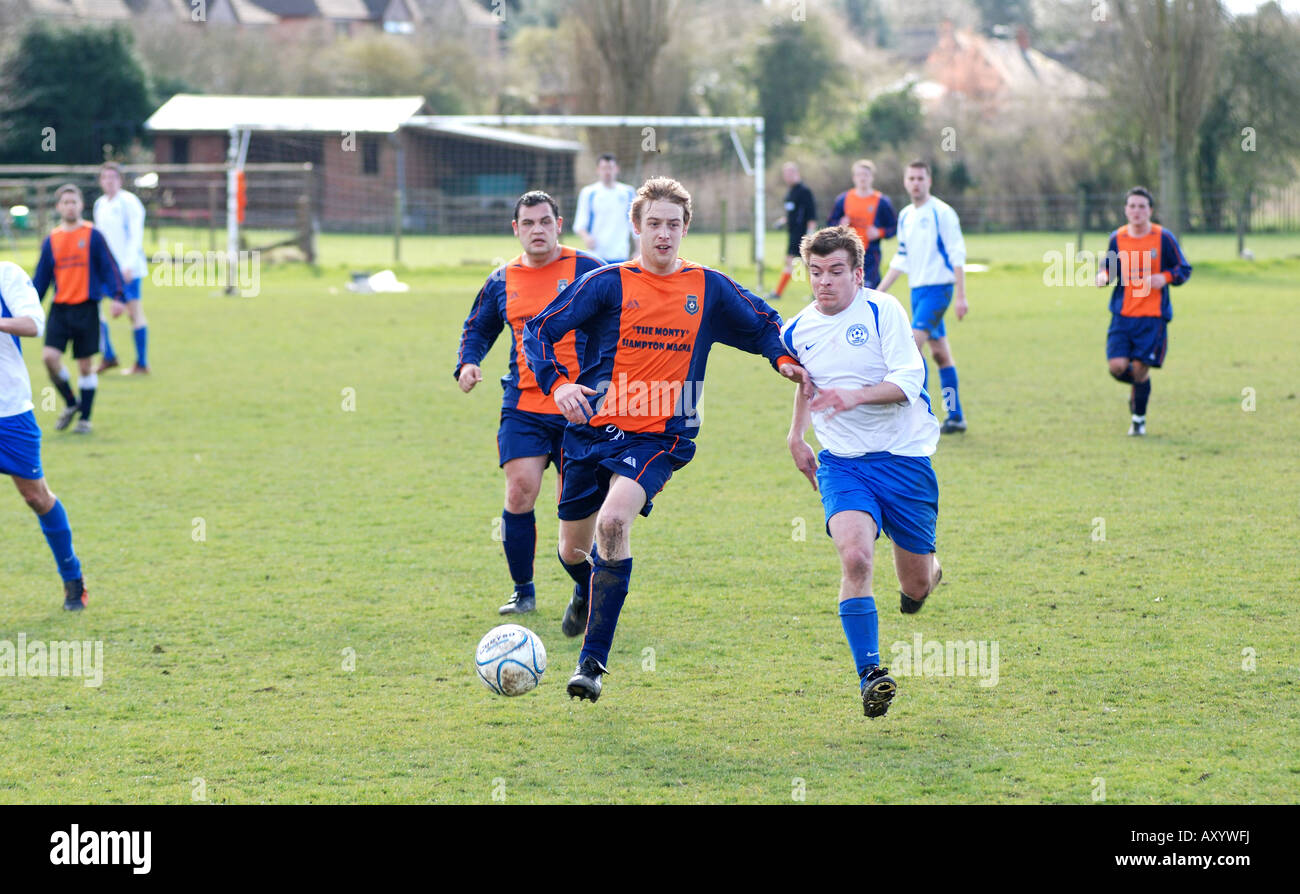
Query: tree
[[750, 15, 838, 152], [0, 22, 153, 164], [1108, 0, 1225, 231], [972, 0, 1034, 34]]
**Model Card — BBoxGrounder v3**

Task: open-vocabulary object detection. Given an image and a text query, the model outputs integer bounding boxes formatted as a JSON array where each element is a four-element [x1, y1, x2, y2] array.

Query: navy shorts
[[497, 407, 568, 468], [816, 450, 938, 555], [557, 424, 696, 521], [1106, 314, 1167, 368], [45, 302, 100, 359], [0, 411, 44, 480], [910, 284, 953, 339]]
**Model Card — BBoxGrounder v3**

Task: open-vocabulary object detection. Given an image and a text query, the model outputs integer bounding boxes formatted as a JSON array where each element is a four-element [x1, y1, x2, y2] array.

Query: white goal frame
[[406, 114, 768, 281]]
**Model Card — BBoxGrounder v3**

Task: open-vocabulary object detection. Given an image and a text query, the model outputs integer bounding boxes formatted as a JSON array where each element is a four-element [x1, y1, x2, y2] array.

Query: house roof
[[248, 0, 369, 17], [145, 94, 429, 134], [406, 118, 583, 153], [227, 0, 281, 22]]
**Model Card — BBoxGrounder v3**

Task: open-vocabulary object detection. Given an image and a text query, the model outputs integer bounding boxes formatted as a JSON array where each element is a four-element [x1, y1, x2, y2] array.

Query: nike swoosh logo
[[804, 344, 816, 350]]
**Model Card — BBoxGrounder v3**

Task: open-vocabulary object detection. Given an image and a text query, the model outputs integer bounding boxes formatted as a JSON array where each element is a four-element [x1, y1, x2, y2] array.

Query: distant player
[[573, 153, 637, 263], [455, 191, 605, 616], [523, 177, 809, 703], [0, 261, 89, 610], [767, 161, 818, 302], [826, 159, 897, 288], [783, 228, 941, 717], [877, 160, 969, 434], [33, 184, 124, 435], [1095, 187, 1191, 436], [93, 162, 150, 375]]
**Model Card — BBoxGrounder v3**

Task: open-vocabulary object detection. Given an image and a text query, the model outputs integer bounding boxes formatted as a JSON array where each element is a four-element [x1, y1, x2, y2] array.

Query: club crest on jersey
[[684, 295, 699, 315], [846, 323, 869, 346], [556, 278, 569, 293]]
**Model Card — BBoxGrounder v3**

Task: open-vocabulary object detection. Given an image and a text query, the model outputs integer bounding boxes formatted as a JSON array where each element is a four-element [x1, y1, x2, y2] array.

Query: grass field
[[1, 231, 1297, 804]]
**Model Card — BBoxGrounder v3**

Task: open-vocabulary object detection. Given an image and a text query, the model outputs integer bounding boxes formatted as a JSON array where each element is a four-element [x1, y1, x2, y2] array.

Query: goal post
[[406, 114, 768, 285]]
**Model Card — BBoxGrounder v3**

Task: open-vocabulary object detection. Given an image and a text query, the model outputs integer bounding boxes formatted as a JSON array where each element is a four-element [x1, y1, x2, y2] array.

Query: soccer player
[[767, 161, 818, 302], [877, 160, 969, 434], [572, 153, 637, 263], [0, 261, 89, 610], [826, 159, 897, 288], [455, 191, 605, 616], [93, 162, 150, 375], [33, 184, 124, 435], [523, 177, 809, 703], [782, 226, 941, 717], [1094, 186, 1191, 436]]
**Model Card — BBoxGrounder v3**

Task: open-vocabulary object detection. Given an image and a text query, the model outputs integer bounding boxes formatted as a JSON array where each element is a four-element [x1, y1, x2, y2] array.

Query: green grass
[[0, 232, 1297, 803]]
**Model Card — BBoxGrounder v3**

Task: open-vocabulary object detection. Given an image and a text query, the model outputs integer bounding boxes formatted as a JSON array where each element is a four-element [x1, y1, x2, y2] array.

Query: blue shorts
[[0, 411, 44, 480], [816, 450, 938, 555], [105, 277, 142, 302], [557, 424, 696, 521], [1106, 315, 1167, 368], [909, 284, 953, 339], [497, 407, 568, 468]]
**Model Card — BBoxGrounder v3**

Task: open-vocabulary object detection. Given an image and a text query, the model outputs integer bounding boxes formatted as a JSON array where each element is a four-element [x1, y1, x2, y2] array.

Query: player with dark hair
[[0, 261, 89, 610], [1094, 187, 1192, 436], [877, 160, 969, 434], [768, 161, 818, 302], [826, 159, 897, 288], [455, 191, 606, 616], [523, 176, 810, 703], [32, 184, 124, 435], [783, 226, 941, 717]]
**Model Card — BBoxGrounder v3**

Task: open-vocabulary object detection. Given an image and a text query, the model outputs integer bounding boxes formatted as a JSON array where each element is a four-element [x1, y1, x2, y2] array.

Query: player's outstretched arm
[[454, 275, 506, 388], [709, 273, 803, 378]]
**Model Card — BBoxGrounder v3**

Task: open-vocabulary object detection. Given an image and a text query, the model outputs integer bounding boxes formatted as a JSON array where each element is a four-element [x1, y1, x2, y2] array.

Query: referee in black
[[768, 161, 817, 302]]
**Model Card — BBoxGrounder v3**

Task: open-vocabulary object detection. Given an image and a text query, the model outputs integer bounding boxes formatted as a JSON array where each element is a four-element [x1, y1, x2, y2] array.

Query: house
[[144, 94, 582, 233], [923, 22, 1095, 106]]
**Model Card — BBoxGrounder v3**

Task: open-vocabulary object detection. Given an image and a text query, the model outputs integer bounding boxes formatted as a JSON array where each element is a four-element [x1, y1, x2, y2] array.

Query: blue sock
[[100, 321, 116, 362], [939, 365, 962, 421], [839, 597, 880, 686], [38, 500, 82, 582], [133, 325, 148, 368], [579, 553, 632, 667], [501, 509, 535, 593], [1133, 379, 1151, 416], [559, 549, 592, 600]]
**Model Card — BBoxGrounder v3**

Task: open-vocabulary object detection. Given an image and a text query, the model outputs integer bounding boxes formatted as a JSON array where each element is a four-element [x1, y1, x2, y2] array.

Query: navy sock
[[1133, 379, 1151, 416], [579, 553, 632, 667], [38, 500, 82, 582], [77, 375, 97, 421], [559, 549, 592, 601], [100, 320, 116, 361], [52, 370, 76, 407], [1111, 363, 1136, 385], [839, 597, 881, 686], [939, 365, 963, 421], [133, 325, 148, 368], [501, 509, 535, 591]]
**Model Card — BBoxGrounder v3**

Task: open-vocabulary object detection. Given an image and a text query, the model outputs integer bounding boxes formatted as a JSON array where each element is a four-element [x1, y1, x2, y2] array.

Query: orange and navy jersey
[[827, 190, 897, 276], [32, 223, 123, 306], [455, 246, 605, 414], [1105, 224, 1191, 320], [523, 260, 796, 438]]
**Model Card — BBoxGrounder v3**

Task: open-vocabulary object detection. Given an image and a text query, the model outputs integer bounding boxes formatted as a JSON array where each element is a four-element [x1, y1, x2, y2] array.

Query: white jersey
[[93, 189, 148, 280], [0, 261, 45, 418], [782, 288, 939, 457], [573, 180, 636, 262], [888, 196, 966, 287]]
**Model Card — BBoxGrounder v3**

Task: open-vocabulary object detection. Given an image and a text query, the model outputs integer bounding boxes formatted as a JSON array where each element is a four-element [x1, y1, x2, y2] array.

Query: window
[[361, 137, 380, 176], [172, 136, 190, 165]]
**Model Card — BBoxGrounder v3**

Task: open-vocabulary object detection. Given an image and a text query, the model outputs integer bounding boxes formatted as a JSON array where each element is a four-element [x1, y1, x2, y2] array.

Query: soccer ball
[[474, 624, 547, 696]]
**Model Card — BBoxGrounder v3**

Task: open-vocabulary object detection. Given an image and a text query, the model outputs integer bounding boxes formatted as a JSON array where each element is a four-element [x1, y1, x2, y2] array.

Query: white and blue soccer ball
[[475, 624, 547, 696]]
